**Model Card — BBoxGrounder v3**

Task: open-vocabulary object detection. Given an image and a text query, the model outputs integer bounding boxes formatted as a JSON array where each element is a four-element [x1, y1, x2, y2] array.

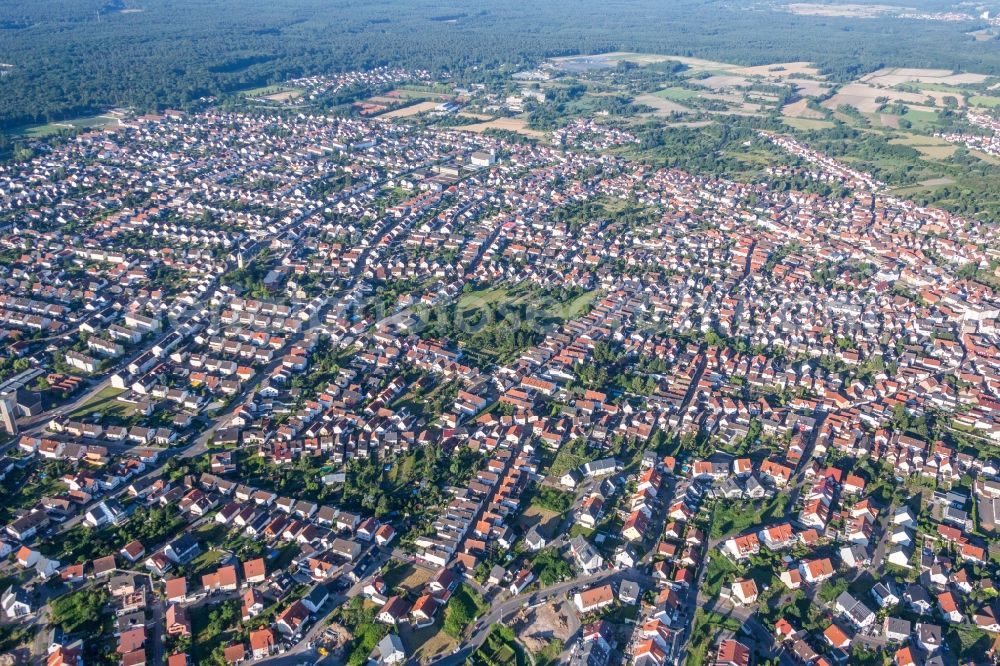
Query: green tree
[[51, 589, 109, 634]]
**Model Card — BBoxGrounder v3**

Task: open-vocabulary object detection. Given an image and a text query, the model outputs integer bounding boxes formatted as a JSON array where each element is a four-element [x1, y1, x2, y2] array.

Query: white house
[[574, 584, 615, 614], [886, 545, 913, 569], [374, 633, 406, 665], [85, 501, 127, 528], [1, 586, 30, 619]]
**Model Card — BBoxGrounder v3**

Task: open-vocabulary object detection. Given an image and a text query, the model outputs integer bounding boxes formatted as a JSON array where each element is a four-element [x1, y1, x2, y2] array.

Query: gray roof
[[582, 458, 618, 476], [884, 617, 911, 636], [619, 579, 641, 602], [525, 525, 546, 544], [377, 633, 405, 658], [570, 639, 610, 666], [916, 622, 942, 643]]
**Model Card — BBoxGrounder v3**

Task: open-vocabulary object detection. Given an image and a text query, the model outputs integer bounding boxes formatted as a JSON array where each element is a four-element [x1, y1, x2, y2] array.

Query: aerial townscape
[[6, 2, 1000, 666]]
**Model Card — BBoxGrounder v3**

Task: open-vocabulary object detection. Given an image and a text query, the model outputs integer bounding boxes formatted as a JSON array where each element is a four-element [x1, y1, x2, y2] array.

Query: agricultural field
[[261, 89, 302, 102], [782, 117, 835, 131], [822, 82, 928, 114], [969, 95, 1000, 108], [456, 117, 547, 139], [861, 67, 989, 87], [389, 86, 454, 100], [652, 87, 702, 102], [889, 134, 957, 159], [781, 99, 825, 119], [784, 3, 900, 17], [503, 50, 1000, 219], [380, 101, 440, 118]]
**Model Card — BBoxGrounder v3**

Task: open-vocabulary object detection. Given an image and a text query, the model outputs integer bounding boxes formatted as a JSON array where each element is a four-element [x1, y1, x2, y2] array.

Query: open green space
[[190, 599, 243, 663], [68, 386, 128, 420], [469, 625, 530, 666], [782, 117, 835, 131], [19, 114, 118, 137], [708, 494, 790, 539], [968, 95, 1000, 108], [239, 84, 304, 97], [426, 281, 600, 367], [653, 87, 703, 101]]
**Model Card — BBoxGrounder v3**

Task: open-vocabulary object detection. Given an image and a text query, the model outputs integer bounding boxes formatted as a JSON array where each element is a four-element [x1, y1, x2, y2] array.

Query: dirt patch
[[380, 101, 441, 118], [515, 600, 574, 653], [324, 621, 353, 647], [456, 117, 547, 139]]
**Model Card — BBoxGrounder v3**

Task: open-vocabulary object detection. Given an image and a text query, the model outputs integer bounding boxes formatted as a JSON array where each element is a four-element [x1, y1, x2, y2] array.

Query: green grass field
[[968, 95, 1000, 108], [239, 84, 304, 97], [653, 86, 702, 101], [548, 290, 600, 321], [914, 82, 973, 95], [901, 108, 942, 131], [457, 283, 598, 324], [21, 115, 118, 137], [781, 117, 835, 131], [888, 134, 956, 159], [68, 386, 128, 420]]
